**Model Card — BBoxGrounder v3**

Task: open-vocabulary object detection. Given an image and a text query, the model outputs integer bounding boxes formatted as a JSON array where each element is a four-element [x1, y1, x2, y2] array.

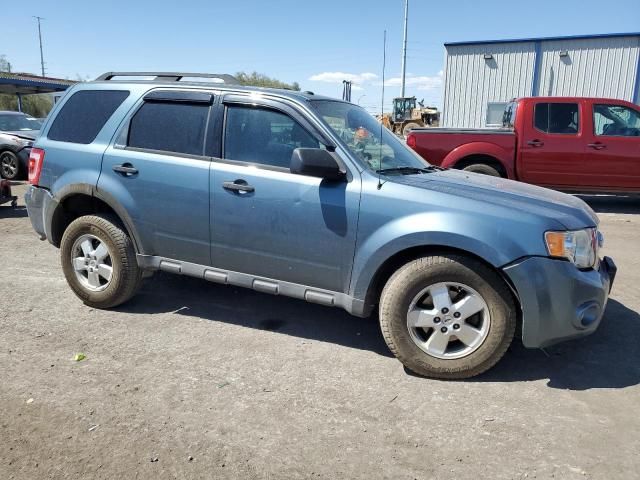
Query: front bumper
[[503, 255, 616, 348], [25, 184, 55, 241]]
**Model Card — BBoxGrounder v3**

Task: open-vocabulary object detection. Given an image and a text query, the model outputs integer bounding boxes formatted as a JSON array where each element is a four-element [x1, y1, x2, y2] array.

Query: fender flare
[[441, 141, 514, 178], [48, 183, 146, 254]]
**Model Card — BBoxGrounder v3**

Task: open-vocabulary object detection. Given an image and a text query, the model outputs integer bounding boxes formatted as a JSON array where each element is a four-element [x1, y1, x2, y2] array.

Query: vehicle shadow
[[0, 205, 28, 218], [118, 274, 640, 389], [117, 272, 392, 357], [473, 299, 640, 390], [577, 194, 640, 214]]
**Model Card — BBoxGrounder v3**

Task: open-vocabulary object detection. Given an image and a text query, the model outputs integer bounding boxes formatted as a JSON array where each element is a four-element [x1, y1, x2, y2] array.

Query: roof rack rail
[[95, 72, 240, 85]]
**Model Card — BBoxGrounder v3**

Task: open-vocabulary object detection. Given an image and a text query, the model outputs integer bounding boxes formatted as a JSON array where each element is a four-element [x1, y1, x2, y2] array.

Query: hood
[[2, 130, 38, 141], [387, 169, 598, 230]]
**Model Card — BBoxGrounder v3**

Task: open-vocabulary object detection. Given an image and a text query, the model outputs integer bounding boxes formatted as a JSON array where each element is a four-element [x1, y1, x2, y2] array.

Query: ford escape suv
[[25, 72, 616, 379]]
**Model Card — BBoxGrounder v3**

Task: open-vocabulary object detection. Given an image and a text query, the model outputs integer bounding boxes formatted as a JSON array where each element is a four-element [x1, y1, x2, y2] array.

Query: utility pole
[[400, 0, 409, 98], [33, 16, 46, 77]]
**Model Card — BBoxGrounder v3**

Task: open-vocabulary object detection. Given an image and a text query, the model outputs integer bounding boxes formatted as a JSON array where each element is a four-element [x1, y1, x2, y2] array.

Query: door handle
[[527, 139, 544, 147], [223, 180, 254, 193], [112, 163, 138, 175], [588, 143, 606, 150]]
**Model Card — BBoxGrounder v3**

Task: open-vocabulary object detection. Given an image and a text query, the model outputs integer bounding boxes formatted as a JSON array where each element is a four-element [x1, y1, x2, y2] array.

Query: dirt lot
[[1, 182, 639, 480]]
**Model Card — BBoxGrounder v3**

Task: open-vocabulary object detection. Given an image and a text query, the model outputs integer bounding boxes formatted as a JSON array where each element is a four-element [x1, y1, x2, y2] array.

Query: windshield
[[0, 113, 42, 132], [310, 100, 429, 172]]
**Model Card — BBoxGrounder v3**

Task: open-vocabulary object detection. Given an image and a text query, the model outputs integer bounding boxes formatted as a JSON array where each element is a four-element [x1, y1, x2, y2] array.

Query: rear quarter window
[[47, 90, 129, 144]]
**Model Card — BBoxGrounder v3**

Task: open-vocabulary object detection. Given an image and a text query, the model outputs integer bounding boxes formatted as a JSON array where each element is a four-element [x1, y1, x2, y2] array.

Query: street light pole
[[34, 16, 46, 77], [400, 0, 409, 98]]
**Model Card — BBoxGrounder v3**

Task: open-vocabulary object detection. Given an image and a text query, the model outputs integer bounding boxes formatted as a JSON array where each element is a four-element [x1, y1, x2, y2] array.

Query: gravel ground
[[1, 183, 639, 480]]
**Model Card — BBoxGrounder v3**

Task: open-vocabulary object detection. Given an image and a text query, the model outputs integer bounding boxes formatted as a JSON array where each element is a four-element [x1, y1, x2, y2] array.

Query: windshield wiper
[[376, 165, 442, 175]]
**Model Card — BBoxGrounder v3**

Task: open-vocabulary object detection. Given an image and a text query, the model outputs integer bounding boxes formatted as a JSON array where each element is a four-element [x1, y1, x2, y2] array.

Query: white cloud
[[309, 71, 378, 85], [382, 72, 443, 91]]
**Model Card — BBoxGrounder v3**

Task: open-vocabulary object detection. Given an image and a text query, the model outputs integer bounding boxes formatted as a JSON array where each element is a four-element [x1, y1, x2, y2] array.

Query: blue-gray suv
[[25, 72, 616, 379]]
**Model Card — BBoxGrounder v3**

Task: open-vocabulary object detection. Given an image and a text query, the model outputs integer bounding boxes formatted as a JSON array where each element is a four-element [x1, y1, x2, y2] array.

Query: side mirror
[[290, 148, 345, 181]]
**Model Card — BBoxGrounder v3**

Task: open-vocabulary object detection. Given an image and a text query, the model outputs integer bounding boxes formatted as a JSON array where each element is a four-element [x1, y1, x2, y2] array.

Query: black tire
[[60, 214, 142, 308], [462, 163, 502, 177], [379, 255, 516, 379], [0, 151, 21, 180]]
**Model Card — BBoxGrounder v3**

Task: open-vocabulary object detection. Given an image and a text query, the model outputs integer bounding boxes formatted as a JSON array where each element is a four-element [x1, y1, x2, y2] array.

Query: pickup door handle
[[112, 163, 138, 175], [527, 139, 544, 147], [223, 180, 254, 193], [588, 142, 607, 150]]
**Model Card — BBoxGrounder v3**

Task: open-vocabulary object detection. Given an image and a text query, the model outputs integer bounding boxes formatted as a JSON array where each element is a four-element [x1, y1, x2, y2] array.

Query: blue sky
[[3, 0, 639, 113]]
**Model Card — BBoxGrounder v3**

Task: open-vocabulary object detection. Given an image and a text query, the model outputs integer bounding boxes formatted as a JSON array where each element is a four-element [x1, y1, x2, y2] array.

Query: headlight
[[545, 228, 598, 269]]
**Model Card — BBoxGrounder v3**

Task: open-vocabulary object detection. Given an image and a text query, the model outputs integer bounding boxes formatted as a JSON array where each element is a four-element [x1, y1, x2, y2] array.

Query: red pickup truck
[[406, 97, 640, 193]]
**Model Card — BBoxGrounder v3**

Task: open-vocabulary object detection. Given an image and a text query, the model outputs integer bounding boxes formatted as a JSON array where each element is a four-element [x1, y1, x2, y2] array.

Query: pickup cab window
[[593, 104, 640, 137], [534, 102, 579, 135]]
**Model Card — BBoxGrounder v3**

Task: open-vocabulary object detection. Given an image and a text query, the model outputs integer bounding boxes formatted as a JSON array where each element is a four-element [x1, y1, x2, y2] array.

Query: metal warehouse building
[[441, 32, 640, 128]]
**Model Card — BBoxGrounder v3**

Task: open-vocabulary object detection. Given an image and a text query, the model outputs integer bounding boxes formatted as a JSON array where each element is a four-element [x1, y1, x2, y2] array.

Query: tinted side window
[[534, 102, 579, 134], [594, 104, 640, 137], [128, 102, 209, 156], [224, 105, 320, 169], [48, 90, 129, 144]]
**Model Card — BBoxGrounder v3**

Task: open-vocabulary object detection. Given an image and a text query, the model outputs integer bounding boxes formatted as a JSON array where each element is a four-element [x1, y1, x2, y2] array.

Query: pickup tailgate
[[407, 128, 516, 167]]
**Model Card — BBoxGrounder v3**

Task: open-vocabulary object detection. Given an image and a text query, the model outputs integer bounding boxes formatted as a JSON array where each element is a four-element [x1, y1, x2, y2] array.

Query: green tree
[[0, 55, 10, 72], [235, 71, 301, 91]]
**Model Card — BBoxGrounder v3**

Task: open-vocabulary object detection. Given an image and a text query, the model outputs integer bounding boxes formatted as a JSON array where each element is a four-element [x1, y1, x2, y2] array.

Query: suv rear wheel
[[379, 255, 515, 379], [60, 214, 142, 308]]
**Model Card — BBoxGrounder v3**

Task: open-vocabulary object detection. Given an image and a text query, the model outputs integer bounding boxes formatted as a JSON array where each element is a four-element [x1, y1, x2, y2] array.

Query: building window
[[486, 102, 507, 127]]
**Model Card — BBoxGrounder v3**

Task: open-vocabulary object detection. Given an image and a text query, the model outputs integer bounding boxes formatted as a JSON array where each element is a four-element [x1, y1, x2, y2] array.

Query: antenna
[[377, 30, 387, 190], [33, 16, 46, 77]]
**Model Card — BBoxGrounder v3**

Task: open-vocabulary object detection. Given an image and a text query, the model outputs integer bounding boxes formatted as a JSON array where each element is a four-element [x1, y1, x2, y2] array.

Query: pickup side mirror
[[290, 148, 345, 181]]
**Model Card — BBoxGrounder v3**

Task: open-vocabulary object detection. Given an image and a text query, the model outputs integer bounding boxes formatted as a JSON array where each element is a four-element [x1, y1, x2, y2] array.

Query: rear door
[[99, 90, 214, 265], [209, 95, 361, 293], [518, 99, 588, 188], [582, 101, 640, 191]]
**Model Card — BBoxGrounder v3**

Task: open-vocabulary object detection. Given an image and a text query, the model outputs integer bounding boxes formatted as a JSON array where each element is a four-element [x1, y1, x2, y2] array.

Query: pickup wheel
[[379, 255, 515, 379], [60, 214, 142, 309], [462, 163, 502, 177]]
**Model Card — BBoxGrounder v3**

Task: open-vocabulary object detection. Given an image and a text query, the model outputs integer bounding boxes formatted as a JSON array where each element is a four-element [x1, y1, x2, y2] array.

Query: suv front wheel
[[60, 214, 142, 308], [379, 254, 515, 379]]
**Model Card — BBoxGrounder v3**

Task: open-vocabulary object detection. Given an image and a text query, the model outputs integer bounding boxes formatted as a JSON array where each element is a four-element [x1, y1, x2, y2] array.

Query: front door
[[99, 91, 214, 265], [583, 102, 640, 191], [518, 99, 588, 188], [209, 98, 360, 293]]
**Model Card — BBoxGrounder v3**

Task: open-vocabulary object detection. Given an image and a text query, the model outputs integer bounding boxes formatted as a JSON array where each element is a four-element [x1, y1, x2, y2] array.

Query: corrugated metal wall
[[536, 36, 640, 99], [442, 43, 536, 128], [442, 35, 640, 128]]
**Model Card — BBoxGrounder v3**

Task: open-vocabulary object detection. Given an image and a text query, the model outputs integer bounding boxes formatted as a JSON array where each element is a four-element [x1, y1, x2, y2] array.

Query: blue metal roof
[[445, 32, 640, 47]]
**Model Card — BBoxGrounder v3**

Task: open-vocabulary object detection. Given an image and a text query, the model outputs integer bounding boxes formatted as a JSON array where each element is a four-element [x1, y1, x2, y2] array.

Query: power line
[[33, 16, 46, 77]]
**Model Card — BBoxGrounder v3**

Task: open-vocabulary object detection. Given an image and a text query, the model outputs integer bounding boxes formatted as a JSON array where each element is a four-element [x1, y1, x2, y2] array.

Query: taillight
[[28, 148, 45, 185], [406, 133, 416, 149]]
